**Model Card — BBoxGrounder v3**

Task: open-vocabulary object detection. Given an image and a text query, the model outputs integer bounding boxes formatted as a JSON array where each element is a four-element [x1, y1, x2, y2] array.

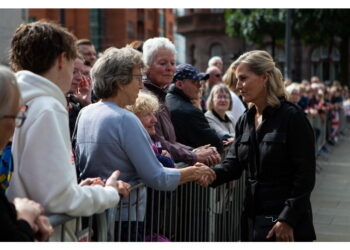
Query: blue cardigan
[[75, 101, 180, 221]]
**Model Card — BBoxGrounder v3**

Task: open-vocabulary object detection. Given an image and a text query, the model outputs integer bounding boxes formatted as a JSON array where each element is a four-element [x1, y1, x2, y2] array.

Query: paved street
[[311, 129, 350, 241]]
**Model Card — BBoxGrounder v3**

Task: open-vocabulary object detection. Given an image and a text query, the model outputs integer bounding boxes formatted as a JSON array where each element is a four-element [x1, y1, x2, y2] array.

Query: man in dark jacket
[[166, 64, 224, 154]]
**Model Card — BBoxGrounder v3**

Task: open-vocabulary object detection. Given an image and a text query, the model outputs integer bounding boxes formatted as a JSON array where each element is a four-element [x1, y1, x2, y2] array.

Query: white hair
[[142, 37, 176, 67], [208, 56, 223, 67], [285, 83, 300, 95]]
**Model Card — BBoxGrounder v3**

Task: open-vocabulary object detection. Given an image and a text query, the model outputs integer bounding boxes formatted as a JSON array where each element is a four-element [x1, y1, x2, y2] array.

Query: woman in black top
[[0, 66, 52, 241], [201, 50, 316, 241]]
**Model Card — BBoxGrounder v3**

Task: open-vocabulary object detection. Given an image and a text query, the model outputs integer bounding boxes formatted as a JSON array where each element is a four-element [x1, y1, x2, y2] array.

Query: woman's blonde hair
[[222, 62, 237, 91], [232, 50, 287, 108], [125, 90, 160, 116], [206, 83, 232, 111]]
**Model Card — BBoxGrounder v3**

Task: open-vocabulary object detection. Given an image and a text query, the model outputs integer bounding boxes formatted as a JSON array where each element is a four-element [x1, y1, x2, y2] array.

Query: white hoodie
[[6, 71, 119, 240]]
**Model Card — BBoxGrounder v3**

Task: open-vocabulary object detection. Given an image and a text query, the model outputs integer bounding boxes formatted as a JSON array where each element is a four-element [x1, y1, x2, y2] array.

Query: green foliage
[[225, 9, 350, 46], [225, 9, 286, 46]]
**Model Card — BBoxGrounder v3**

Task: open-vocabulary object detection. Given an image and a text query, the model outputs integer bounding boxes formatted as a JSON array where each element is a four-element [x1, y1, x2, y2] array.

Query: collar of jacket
[[143, 77, 168, 102], [246, 96, 286, 121], [167, 84, 192, 103], [212, 109, 231, 122]]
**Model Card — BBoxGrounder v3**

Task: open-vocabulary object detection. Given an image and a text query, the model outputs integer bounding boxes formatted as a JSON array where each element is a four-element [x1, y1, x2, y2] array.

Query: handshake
[[192, 162, 217, 187]]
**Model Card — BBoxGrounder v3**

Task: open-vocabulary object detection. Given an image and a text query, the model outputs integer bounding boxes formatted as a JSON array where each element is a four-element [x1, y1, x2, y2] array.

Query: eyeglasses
[[214, 95, 230, 100], [1, 105, 27, 128], [116, 74, 143, 83], [132, 74, 143, 83]]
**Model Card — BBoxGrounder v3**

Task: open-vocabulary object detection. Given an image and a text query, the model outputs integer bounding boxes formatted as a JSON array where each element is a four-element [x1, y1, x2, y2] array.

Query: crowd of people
[[0, 19, 349, 242]]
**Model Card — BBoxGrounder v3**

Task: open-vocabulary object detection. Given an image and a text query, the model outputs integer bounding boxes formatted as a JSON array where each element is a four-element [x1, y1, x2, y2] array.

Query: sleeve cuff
[[278, 206, 298, 228]]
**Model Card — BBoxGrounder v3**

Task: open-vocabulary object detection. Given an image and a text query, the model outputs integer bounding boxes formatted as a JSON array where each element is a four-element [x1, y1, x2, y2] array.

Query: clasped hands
[[195, 144, 221, 166], [192, 162, 216, 187]]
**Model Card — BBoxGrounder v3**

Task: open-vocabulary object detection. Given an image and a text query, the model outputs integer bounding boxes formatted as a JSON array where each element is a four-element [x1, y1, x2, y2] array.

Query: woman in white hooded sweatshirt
[[6, 21, 130, 241]]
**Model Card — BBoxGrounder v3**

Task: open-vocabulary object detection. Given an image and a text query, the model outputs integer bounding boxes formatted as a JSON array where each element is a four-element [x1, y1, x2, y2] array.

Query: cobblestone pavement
[[311, 131, 350, 241]]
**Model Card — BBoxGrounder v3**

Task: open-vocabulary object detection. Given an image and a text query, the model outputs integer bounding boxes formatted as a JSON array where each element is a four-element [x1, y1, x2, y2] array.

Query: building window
[[168, 22, 173, 35], [211, 9, 225, 13], [159, 9, 165, 37], [137, 21, 144, 40], [210, 43, 223, 58], [190, 44, 196, 66], [148, 10, 154, 20], [311, 46, 340, 81], [28, 17, 37, 23], [89, 9, 104, 52], [128, 21, 135, 39]]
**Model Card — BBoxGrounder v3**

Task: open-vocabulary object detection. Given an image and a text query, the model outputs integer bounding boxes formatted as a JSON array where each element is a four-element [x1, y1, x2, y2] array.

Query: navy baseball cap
[[173, 64, 209, 82]]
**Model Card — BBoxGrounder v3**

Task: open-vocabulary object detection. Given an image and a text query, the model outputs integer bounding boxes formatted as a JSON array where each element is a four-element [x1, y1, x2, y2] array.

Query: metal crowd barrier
[[47, 171, 246, 242], [307, 113, 327, 154], [111, 172, 245, 242]]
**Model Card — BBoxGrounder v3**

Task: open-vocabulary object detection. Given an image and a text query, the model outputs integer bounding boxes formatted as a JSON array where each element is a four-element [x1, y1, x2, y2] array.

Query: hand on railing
[[79, 177, 105, 186], [14, 197, 53, 241], [195, 144, 221, 166], [34, 215, 53, 241], [105, 170, 131, 200]]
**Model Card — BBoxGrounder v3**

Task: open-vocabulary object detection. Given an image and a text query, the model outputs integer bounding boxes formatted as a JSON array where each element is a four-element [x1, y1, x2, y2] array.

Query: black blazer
[[211, 98, 316, 241], [165, 84, 224, 153]]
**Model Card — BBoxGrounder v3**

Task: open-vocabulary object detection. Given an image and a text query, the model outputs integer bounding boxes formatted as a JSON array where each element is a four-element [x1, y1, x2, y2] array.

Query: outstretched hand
[[195, 145, 221, 166], [193, 162, 216, 187]]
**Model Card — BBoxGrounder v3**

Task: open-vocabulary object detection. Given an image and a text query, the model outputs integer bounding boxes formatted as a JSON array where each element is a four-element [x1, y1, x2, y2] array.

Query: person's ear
[[263, 72, 269, 84], [175, 80, 183, 89], [56, 52, 66, 70]]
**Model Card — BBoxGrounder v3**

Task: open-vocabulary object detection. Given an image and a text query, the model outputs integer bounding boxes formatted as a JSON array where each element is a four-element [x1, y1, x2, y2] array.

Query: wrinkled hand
[[14, 198, 43, 231], [79, 177, 105, 186], [195, 145, 221, 166], [266, 221, 294, 241], [161, 150, 171, 158], [116, 181, 131, 200], [193, 162, 216, 187], [105, 170, 131, 199], [35, 215, 53, 241]]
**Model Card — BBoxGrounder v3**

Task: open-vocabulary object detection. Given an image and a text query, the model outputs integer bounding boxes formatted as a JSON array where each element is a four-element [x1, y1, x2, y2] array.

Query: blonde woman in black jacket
[[200, 50, 316, 242]]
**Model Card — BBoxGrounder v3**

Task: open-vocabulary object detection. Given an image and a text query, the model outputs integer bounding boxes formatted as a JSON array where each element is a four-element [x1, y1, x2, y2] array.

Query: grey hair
[[206, 83, 232, 111], [208, 56, 223, 67], [142, 37, 176, 67], [232, 50, 287, 108], [0, 65, 21, 117], [91, 47, 144, 99]]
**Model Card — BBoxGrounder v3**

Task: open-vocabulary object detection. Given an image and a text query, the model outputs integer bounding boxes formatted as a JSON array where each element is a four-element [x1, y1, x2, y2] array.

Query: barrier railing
[[47, 171, 245, 242]]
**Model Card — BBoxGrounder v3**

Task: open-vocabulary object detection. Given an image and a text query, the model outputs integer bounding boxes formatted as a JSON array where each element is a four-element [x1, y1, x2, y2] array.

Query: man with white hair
[[208, 56, 223, 72]]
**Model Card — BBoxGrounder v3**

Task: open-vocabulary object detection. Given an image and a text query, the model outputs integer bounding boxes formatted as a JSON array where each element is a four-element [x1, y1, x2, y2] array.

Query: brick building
[[28, 9, 175, 52]]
